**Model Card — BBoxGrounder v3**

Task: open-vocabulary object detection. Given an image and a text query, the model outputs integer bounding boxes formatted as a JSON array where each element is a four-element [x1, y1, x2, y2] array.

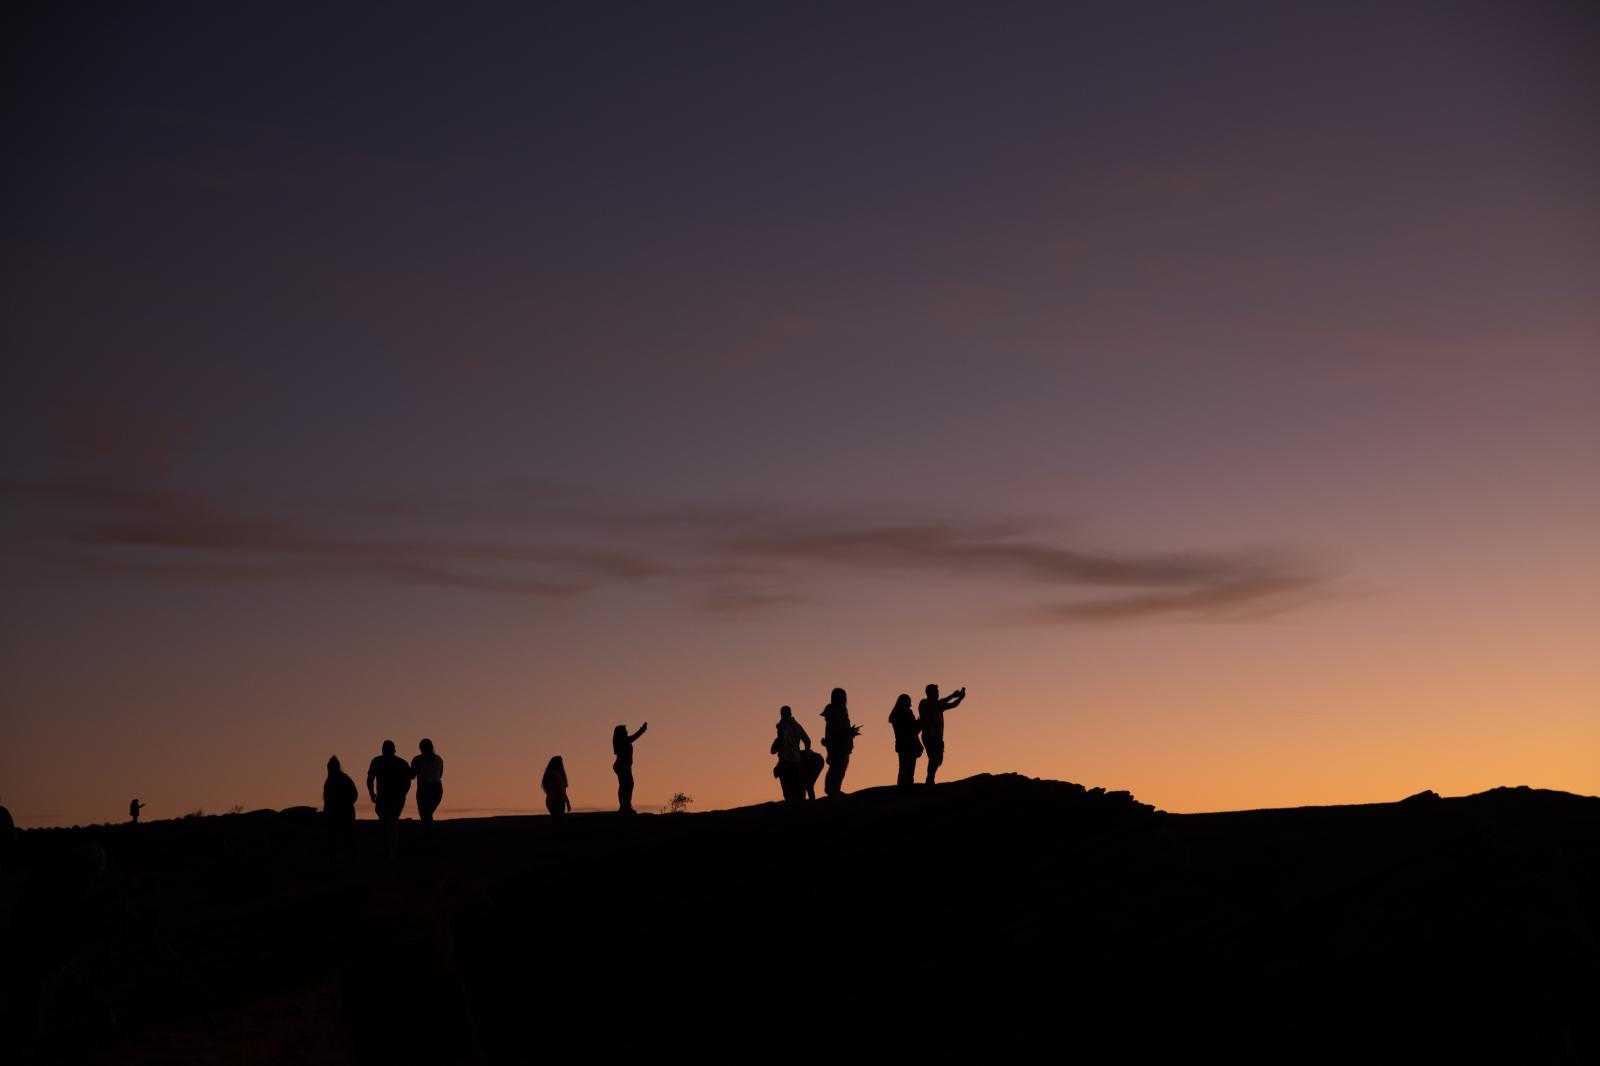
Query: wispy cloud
[[5, 469, 1328, 624]]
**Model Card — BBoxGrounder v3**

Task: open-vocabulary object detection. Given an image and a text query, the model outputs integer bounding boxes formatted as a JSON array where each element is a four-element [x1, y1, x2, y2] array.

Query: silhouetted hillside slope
[[2, 775, 1595, 1063]]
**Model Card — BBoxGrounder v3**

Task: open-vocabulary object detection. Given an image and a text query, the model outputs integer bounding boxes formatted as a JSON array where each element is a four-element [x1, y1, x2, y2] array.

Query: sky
[[3, 2, 1596, 827]]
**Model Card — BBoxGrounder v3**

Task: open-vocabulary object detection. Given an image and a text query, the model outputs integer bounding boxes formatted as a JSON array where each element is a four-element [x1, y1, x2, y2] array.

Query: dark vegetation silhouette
[[541, 756, 570, 821], [412, 738, 444, 839], [322, 756, 358, 857], [612, 723, 647, 813], [365, 740, 413, 860], [3, 777, 1594, 1063], [819, 687, 860, 797], [917, 683, 966, 785]]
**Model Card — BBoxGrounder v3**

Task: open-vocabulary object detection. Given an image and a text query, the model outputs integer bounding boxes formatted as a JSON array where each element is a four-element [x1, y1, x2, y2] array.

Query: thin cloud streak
[[5, 473, 1330, 623]]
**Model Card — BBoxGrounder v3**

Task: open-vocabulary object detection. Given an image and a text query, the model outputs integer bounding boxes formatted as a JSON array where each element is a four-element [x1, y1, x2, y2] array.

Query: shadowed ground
[[2, 774, 1595, 1063]]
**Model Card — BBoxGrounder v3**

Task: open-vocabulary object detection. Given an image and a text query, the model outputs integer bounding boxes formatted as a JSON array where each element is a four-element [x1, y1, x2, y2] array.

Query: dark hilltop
[[3, 774, 1596, 1063]]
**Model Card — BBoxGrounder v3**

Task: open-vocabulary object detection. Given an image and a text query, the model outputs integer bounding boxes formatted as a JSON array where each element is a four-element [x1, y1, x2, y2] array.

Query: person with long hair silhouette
[[542, 756, 571, 821], [918, 684, 967, 785], [889, 693, 923, 789], [324, 756, 358, 855], [820, 687, 860, 797], [612, 723, 647, 813], [411, 738, 444, 839], [366, 739, 413, 860]]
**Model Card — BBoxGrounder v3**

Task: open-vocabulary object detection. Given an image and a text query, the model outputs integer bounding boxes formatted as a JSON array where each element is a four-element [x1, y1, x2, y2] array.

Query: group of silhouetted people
[[310, 687, 968, 852], [774, 683, 967, 802]]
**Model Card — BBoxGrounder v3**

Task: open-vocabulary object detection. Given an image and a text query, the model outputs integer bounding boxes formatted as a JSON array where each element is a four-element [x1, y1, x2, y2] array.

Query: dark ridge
[[1, 774, 1595, 1063]]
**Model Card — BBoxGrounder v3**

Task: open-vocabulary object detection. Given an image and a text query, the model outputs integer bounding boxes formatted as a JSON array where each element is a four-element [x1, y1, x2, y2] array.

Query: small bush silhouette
[[183, 808, 205, 819], [664, 792, 693, 814], [228, 804, 244, 815]]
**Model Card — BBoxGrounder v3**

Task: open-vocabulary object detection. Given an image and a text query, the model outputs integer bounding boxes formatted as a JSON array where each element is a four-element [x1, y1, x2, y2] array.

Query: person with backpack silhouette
[[820, 687, 861, 797], [889, 693, 923, 789], [771, 705, 812, 802], [366, 740, 413, 860], [542, 756, 571, 821], [324, 756, 358, 855], [613, 723, 647, 813], [918, 684, 967, 785]]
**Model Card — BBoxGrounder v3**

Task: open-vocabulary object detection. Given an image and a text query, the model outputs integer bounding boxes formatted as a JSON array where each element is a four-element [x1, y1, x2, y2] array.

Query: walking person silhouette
[[411, 738, 444, 840], [771, 705, 812, 802], [366, 740, 413, 860], [889, 693, 923, 789], [324, 756, 358, 856], [542, 756, 571, 822], [918, 684, 967, 785], [820, 688, 861, 797], [612, 723, 647, 813]]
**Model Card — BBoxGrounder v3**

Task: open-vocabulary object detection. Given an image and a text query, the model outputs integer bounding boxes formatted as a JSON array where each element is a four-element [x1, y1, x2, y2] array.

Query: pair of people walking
[[772, 687, 866, 801], [538, 720, 647, 823]]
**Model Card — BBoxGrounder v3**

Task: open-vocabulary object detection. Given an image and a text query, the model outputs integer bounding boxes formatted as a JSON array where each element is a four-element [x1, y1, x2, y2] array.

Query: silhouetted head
[[830, 687, 847, 706], [419, 738, 434, 755], [613, 725, 626, 742], [328, 755, 341, 774], [893, 694, 912, 714], [925, 684, 940, 699], [779, 705, 792, 719], [545, 755, 564, 775], [382, 739, 396, 755]]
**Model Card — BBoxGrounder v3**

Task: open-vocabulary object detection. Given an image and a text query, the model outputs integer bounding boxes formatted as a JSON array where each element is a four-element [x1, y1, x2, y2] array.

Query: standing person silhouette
[[772, 705, 812, 802], [612, 723, 647, 813], [324, 756, 358, 856], [819, 688, 860, 798], [128, 799, 144, 824], [541, 756, 571, 821], [366, 740, 413, 860], [917, 684, 967, 786], [411, 738, 444, 840], [888, 693, 923, 789]]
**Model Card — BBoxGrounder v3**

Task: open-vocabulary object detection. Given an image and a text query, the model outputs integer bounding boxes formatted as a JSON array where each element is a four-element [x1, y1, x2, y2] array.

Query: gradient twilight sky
[[3, 3, 1596, 827]]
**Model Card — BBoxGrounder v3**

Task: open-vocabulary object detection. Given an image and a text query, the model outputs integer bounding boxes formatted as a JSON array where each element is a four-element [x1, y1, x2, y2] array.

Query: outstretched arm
[[940, 691, 966, 712], [629, 722, 649, 742]]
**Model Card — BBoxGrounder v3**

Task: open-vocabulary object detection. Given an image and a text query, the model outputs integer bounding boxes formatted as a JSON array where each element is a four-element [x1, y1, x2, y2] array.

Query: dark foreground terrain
[[3, 775, 1596, 1063]]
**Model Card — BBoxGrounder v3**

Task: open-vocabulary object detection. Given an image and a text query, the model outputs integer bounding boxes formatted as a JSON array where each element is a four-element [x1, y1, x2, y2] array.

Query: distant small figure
[[129, 799, 145, 824], [412, 738, 445, 839], [367, 740, 414, 860], [819, 687, 861, 798], [889, 693, 923, 789], [771, 705, 813, 802], [612, 722, 648, 813], [542, 756, 571, 821], [918, 684, 967, 786], [324, 755, 358, 855]]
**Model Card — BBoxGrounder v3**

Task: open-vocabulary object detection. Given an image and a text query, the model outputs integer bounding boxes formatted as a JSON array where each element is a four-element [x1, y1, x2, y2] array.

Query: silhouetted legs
[[897, 751, 919, 789], [416, 782, 442, 839], [546, 796, 565, 821], [802, 750, 823, 801], [616, 766, 635, 813], [925, 740, 944, 785], [824, 752, 850, 797]]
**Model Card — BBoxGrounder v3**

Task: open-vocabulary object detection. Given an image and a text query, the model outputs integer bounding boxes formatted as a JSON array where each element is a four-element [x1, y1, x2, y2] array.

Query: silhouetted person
[[820, 687, 861, 797], [366, 740, 414, 860], [918, 684, 967, 785], [412, 738, 444, 839], [128, 799, 144, 824], [324, 755, 358, 855], [889, 693, 923, 789], [772, 705, 812, 802], [542, 756, 571, 821], [800, 748, 824, 801], [613, 722, 647, 813]]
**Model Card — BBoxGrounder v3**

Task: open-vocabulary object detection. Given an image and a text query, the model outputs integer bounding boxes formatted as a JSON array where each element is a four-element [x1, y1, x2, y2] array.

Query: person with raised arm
[[917, 684, 967, 786], [612, 723, 648, 813]]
